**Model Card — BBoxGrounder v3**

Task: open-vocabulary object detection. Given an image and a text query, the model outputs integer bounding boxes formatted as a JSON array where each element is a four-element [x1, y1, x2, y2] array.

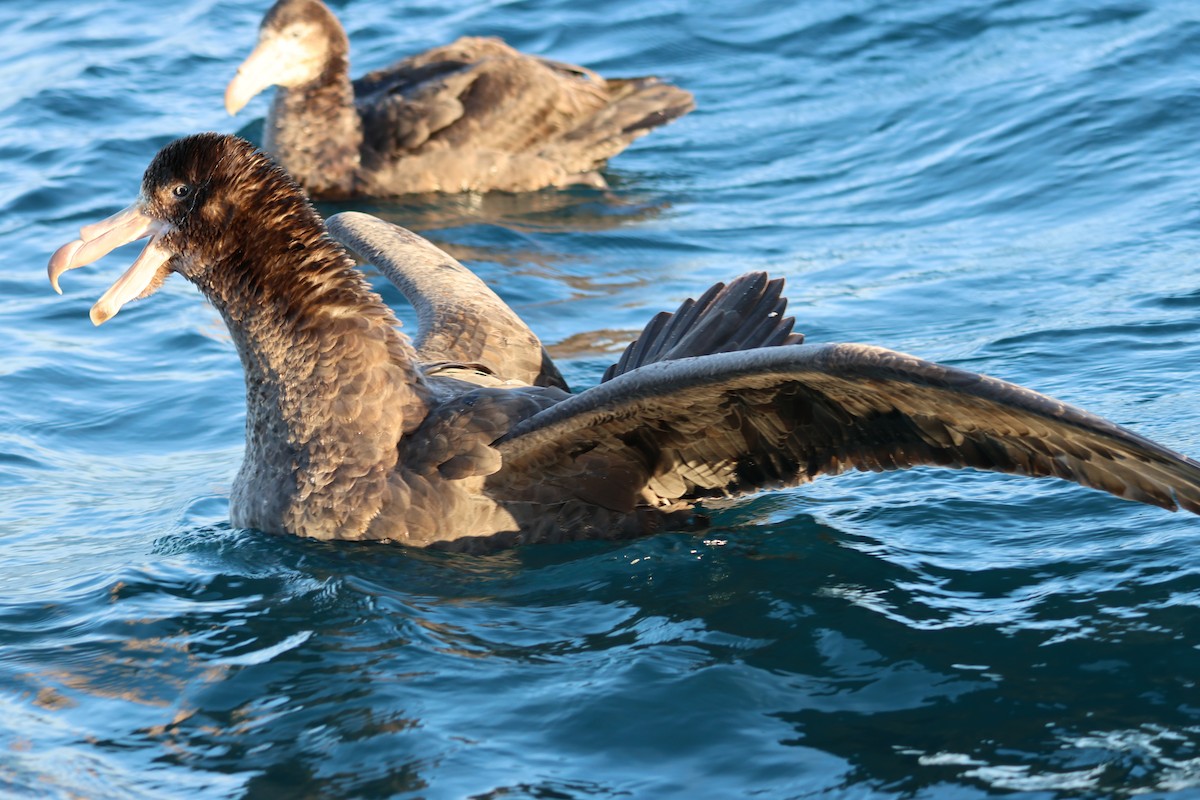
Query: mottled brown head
[[141, 132, 322, 277], [48, 132, 344, 324]]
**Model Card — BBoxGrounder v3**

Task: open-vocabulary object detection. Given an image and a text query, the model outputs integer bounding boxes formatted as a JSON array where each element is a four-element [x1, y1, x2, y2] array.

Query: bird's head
[[48, 132, 320, 324], [225, 0, 348, 115]]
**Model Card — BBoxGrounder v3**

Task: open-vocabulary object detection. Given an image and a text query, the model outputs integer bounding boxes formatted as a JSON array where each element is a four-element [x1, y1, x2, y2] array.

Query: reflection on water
[[327, 184, 669, 236], [323, 184, 671, 278]]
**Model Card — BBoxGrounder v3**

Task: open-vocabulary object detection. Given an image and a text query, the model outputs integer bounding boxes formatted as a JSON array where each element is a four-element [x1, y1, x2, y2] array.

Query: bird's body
[[49, 134, 1200, 551], [225, 0, 694, 198]]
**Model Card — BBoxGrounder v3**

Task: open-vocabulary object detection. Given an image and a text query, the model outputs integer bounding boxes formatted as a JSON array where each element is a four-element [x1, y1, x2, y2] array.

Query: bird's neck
[[266, 64, 363, 199], [203, 239, 429, 538]]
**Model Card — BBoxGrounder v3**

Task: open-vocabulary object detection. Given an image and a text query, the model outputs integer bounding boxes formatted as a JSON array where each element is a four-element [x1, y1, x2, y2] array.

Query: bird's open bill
[[48, 202, 173, 325]]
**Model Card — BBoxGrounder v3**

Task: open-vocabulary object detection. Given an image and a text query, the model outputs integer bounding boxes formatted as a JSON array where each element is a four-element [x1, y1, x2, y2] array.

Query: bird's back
[[353, 36, 694, 192]]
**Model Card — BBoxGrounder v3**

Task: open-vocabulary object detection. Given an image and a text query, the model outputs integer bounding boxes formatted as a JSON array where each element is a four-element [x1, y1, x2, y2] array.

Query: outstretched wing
[[327, 212, 565, 388], [493, 343, 1200, 515]]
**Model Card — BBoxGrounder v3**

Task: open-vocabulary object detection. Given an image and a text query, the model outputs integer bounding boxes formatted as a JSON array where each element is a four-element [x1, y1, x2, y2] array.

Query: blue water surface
[[4, 0, 1200, 797]]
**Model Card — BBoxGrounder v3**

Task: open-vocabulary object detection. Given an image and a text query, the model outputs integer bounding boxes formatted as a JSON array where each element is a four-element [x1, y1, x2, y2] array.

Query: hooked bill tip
[[48, 239, 84, 294], [224, 75, 250, 116]]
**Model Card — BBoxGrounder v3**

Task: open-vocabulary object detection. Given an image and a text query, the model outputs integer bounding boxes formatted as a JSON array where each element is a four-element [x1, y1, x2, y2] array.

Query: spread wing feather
[[603, 272, 804, 381], [494, 343, 1200, 514]]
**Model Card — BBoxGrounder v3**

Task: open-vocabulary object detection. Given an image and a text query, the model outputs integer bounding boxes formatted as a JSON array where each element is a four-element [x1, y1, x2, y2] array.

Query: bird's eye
[[173, 184, 192, 199]]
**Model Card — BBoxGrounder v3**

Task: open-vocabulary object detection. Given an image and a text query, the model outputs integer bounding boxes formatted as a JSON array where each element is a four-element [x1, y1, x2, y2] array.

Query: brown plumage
[[49, 134, 1200, 551], [224, 0, 695, 198]]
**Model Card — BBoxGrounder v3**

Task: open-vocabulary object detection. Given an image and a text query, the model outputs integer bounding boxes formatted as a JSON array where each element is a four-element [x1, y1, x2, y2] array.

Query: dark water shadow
[[124, 493, 1200, 798], [125, 515, 860, 796]]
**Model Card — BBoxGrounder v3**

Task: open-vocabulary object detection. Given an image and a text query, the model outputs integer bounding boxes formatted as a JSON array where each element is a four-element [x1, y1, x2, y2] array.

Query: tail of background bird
[[553, 77, 694, 173]]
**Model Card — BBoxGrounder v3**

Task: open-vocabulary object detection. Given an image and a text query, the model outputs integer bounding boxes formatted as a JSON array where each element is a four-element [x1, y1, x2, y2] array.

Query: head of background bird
[[225, 0, 349, 114]]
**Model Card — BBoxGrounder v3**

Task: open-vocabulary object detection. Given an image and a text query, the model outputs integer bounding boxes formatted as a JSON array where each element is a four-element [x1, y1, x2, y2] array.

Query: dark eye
[[173, 184, 192, 199]]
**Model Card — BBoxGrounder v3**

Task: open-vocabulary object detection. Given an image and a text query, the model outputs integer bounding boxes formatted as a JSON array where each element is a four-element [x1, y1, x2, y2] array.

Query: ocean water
[[4, 0, 1200, 796]]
